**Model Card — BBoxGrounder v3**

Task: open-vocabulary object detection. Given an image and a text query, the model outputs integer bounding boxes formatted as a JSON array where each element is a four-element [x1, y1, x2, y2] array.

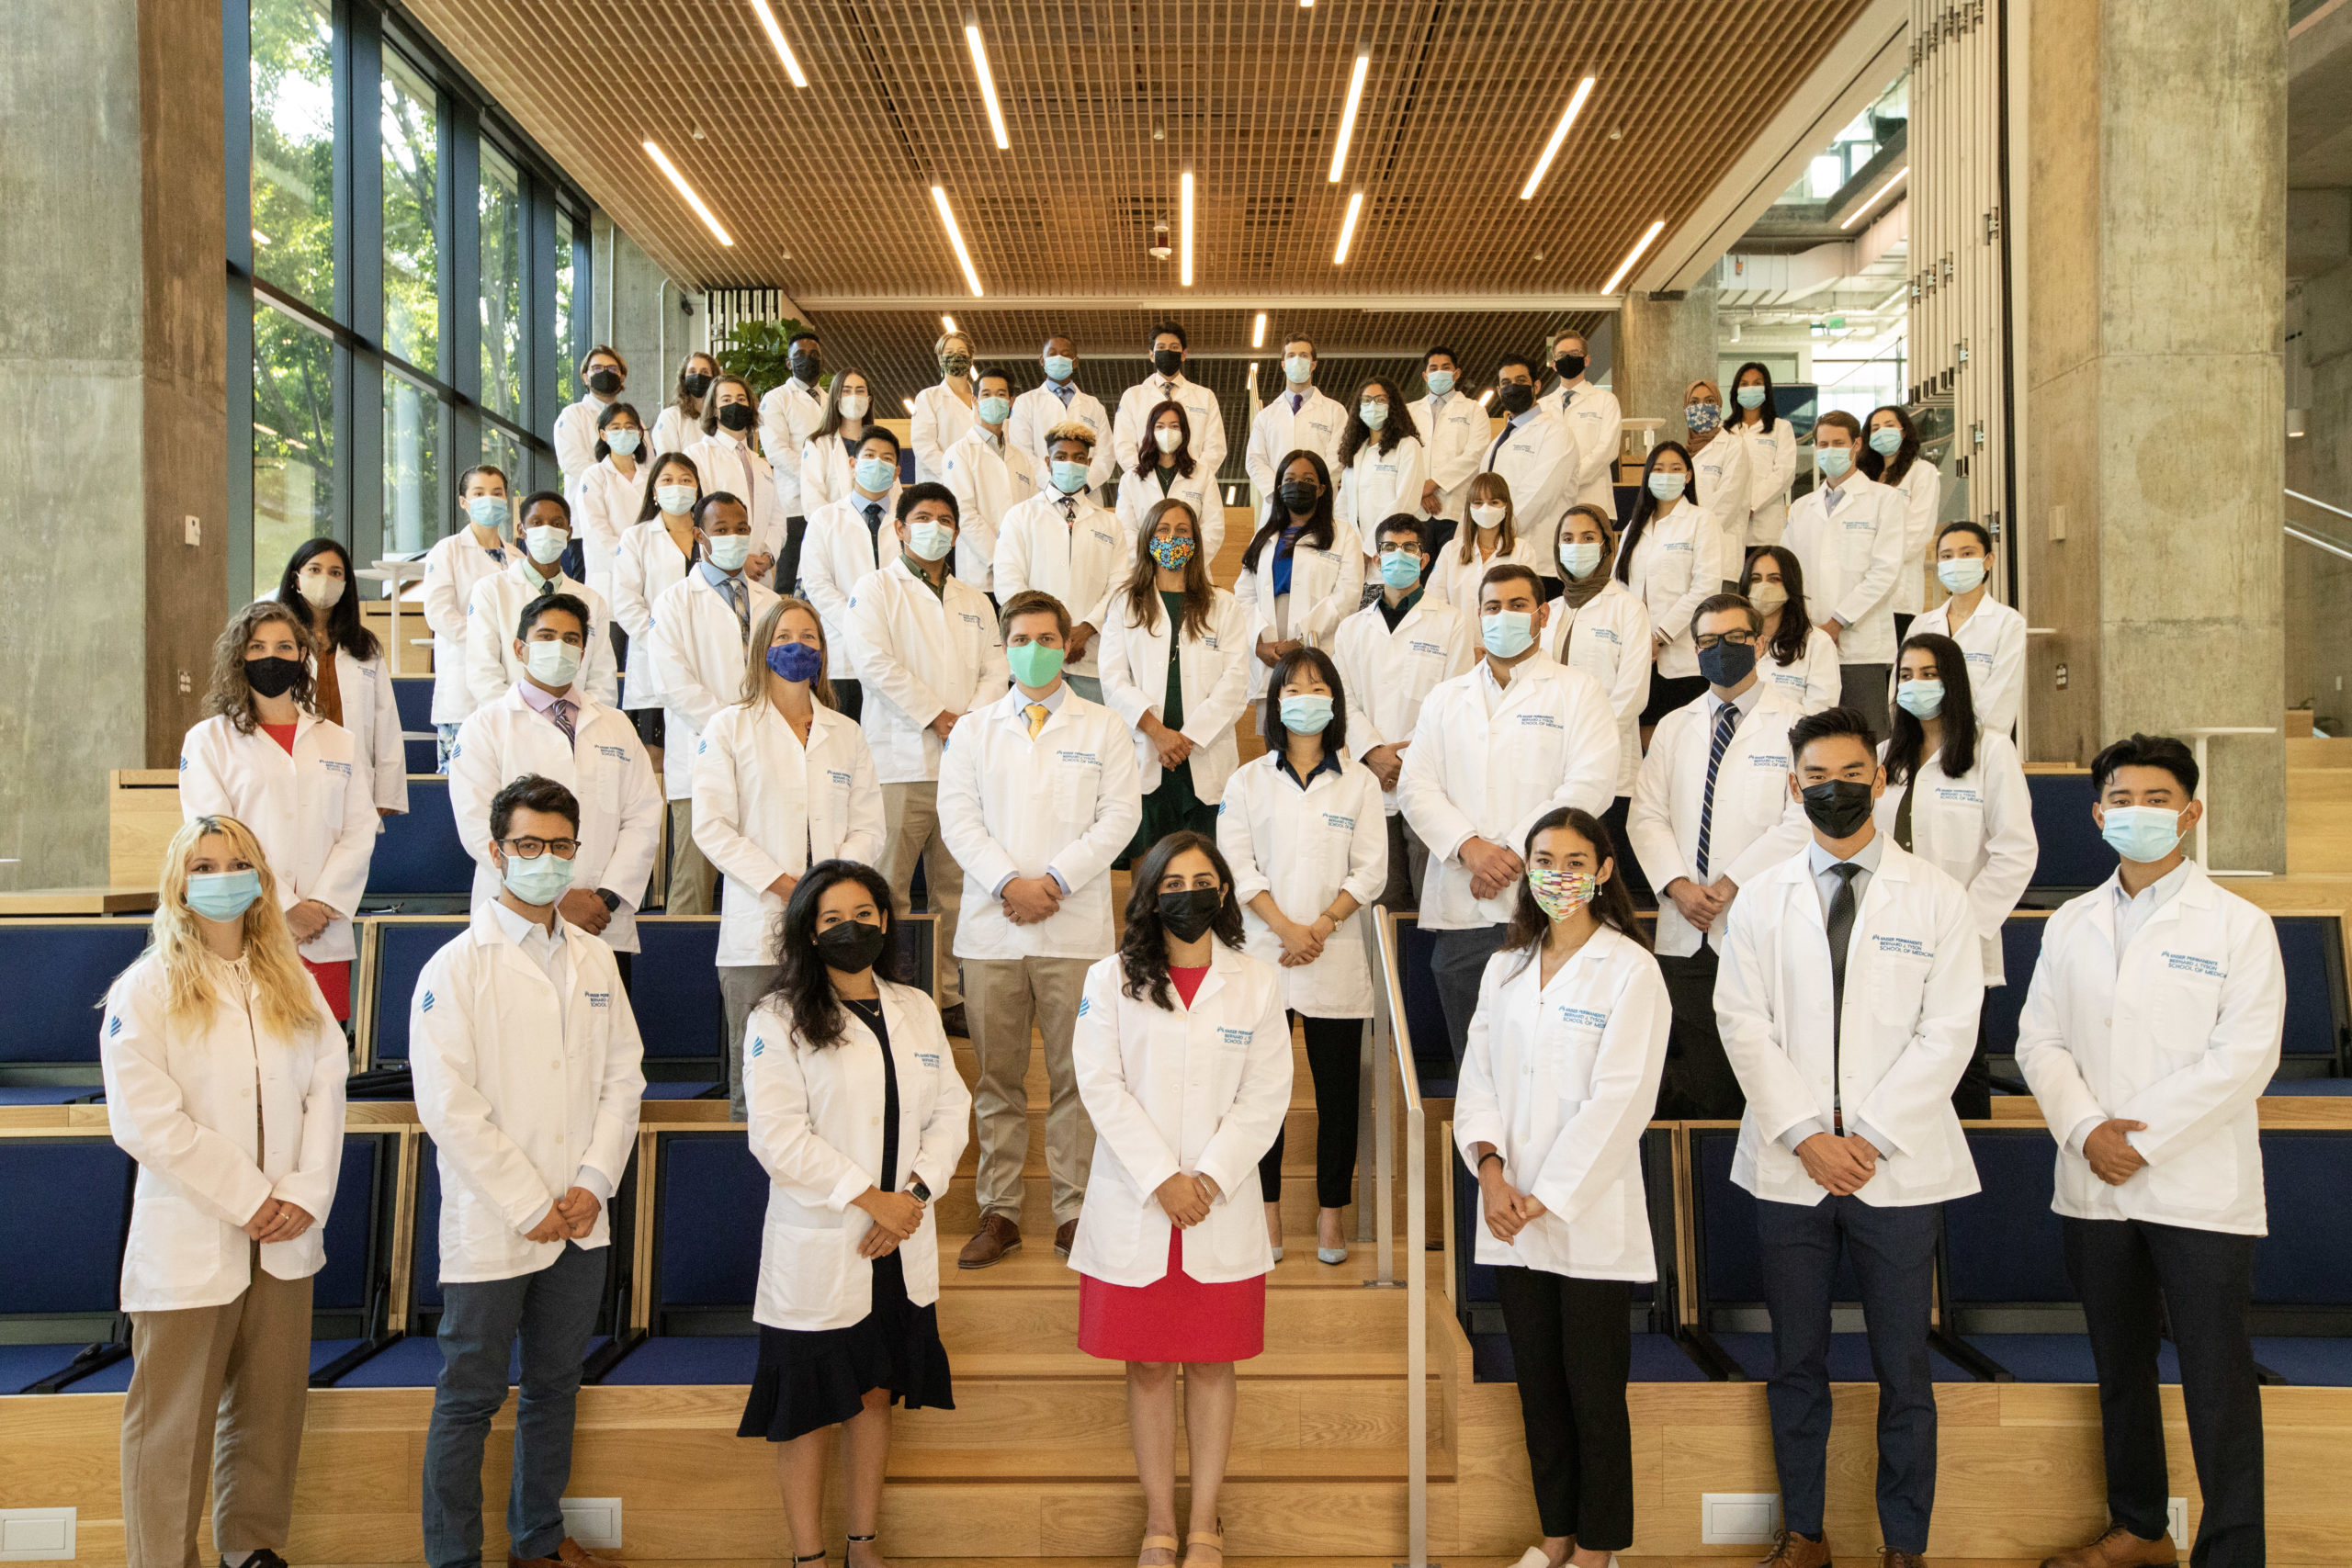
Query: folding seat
[[0, 920, 153, 1102]]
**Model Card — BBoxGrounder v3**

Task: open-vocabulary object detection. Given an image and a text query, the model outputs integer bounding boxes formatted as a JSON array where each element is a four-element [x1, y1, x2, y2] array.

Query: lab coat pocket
[[2147, 966, 2226, 1066], [764, 1217, 849, 1319], [1049, 751, 1104, 824], [1870, 953, 1933, 1030], [2142, 1135, 2236, 1216]]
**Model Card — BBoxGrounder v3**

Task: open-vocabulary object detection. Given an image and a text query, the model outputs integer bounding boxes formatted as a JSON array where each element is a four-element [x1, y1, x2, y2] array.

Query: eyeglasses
[[1691, 632, 1759, 651], [501, 836, 580, 859]]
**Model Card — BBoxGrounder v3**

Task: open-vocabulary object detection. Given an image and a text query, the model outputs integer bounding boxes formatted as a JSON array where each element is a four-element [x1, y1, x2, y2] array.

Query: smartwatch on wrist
[[595, 888, 621, 912], [907, 1176, 932, 1203]]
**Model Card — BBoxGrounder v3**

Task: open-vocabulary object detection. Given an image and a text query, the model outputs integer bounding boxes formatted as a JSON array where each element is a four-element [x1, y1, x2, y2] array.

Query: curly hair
[[203, 600, 316, 734], [1117, 830, 1246, 1011]]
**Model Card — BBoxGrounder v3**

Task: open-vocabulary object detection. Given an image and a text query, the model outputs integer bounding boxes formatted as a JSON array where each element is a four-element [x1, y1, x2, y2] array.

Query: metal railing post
[[1372, 911, 1429, 1568]]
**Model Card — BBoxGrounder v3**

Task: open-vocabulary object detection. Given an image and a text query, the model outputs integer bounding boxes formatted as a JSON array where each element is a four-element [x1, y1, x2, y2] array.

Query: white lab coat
[[1097, 587, 1252, 800], [553, 393, 617, 482], [1874, 731, 2037, 984], [993, 493, 1131, 679], [1910, 593, 2028, 739], [1688, 433, 1753, 556], [1476, 409, 1576, 560], [609, 520, 699, 711], [408, 904, 646, 1282], [1727, 416, 1799, 546], [743, 983, 973, 1331], [1544, 581, 1655, 795], [936, 686, 1143, 961], [464, 560, 620, 710], [1783, 476, 1905, 665], [757, 378, 826, 515], [1424, 527, 1554, 612], [446, 684, 663, 950], [2014, 864, 2285, 1235], [797, 490, 903, 679], [1627, 689, 1812, 957], [101, 953, 346, 1313], [1453, 929, 1670, 1280], [566, 457, 645, 604], [1337, 436, 1429, 569], [421, 528, 509, 724], [941, 425, 1041, 594], [1066, 944, 1295, 1287], [1331, 593, 1477, 816], [1713, 841, 1984, 1207], [842, 558, 1009, 784], [644, 569, 784, 801], [1622, 499, 1735, 681], [649, 403, 699, 460], [1216, 750, 1389, 1017], [684, 432, 789, 560], [1233, 517, 1366, 699], [1883, 457, 1942, 617], [1244, 387, 1350, 513], [1009, 381, 1117, 495], [909, 382, 978, 484], [1408, 391, 1490, 523], [1113, 373, 1228, 483], [1114, 461, 1225, 573], [1756, 626, 1842, 713], [797, 431, 863, 517], [1396, 654, 1623, 931], [690, 701, 887, 966], [1544, 382, 1623, 513], [178, 714, 378, 963]]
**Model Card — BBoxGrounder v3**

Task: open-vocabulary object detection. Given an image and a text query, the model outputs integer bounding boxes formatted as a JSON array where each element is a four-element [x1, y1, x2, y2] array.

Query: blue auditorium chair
[[2023, 772, 2117, 895], [2248, 1131, 2352, 1385], [360, 917, 468, 1069], [395, 677, 439, 773], [0, 919, 154, 1100], [632, 918, 726, 1094], [0, 1138, 136, 1392], [363, 777, 478, 908], [594, 1131, 764, 1384]]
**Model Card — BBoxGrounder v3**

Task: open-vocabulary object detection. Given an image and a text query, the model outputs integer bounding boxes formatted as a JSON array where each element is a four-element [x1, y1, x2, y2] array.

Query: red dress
[[263, 722, 352, 1021], [1075, 965, 1269, 1364]]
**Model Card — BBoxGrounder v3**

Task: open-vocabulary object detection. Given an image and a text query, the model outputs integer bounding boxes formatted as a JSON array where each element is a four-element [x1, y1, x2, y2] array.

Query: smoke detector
[[1148, 220, 1173, 262]]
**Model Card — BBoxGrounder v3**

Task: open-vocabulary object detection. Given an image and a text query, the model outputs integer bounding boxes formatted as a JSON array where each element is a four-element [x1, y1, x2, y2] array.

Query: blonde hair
[[150, 816, 323, 1041], [1457, 471, 1519, 561], [736, 597, 839, 711], [1045, 418, 1098, 452]]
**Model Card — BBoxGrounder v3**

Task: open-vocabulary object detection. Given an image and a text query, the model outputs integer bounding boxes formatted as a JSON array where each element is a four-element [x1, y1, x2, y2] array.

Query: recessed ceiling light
[[965, 24, 1011, 150], [1520, 76, 1596, 200], [929, 186, 985, 297], [941, 315, 957, 332], [745, 0, 808, 87], [1600, 219, 1666, 294], [1251, 311, 1267, 348], [642, 142, 733, 246], [1180, 170, 1195, 288], [902, 398, 916, 413], [1332, 190, 1364, 265], [1329, 49, 1371, 182]]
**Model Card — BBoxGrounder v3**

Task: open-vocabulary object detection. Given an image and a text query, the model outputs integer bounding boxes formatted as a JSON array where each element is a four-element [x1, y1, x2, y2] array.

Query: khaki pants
[[718, 963, 782, 1122], [667, 799, 716, 915], [120, 1255, 313, 1568], [966, 954, 1093, 1226], [880, 782, 963, 1008]]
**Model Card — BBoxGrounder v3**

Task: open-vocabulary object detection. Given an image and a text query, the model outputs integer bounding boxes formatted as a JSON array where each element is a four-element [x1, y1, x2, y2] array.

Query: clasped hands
[[851, 1186, 926, 1258], [1001, 874, 1064, 926], [525, 1186, 603, 1245], [1476, 1155, 1549, 1245], [1663, 875, 1737, 932], [1155, 1170, 1224, 1228], [1460, 837, 1524, 902], [1273, 912, 1336, 968], [243, 1197, 317, 1244], [1795, 1132, 1883, 1196]]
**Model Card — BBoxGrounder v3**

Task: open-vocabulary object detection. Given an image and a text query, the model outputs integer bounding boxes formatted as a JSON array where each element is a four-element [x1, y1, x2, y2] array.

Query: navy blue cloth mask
[[766, 640, 824, 683]]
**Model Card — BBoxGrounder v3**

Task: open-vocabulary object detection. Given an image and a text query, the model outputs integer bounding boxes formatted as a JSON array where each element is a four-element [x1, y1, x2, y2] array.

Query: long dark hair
[[1885, 631, 1979, 786], [1260, 646, 1349, 757], [1240, 448, 1337, 572], [635, 452, 703, 525], [594, 400, 645, 465], [756, 860, 908, 1051], [1739, 544, 1813, 667], [1131, 399, 1198, 481], [277, 537, 379, 662], [1336, 376, 1421, 467], [1856, 403, 1921, 489], [1730, 361, 1779, 432], [1612, 441, 1700, 585], [671, 352, 718, 422], [1121, 498, 1216, 640], [1500, 807, 1650, 979], [1117, 831, 1245, 1011]]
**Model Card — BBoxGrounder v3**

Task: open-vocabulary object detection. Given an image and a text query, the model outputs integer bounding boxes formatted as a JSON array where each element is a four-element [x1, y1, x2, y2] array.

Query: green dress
[[1125, 592, 1221, 862]]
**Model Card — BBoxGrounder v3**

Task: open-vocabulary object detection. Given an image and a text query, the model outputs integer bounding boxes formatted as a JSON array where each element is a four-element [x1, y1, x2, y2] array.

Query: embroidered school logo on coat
[[588, 991, 612, 1009], [1322, 813, 1356, 832], [751, 1035, 766, 1058], [107, 1016, 121, 1038], [1077, 997, 1091, 1017], [596, 744, 630, 761], [1217, 1026, 1253, 1045], [1872, 935, 1930, 958], [2162, 952, 2223, 979], [421, 991, 435, 1012], [1555, 1005, 1609, 1030]]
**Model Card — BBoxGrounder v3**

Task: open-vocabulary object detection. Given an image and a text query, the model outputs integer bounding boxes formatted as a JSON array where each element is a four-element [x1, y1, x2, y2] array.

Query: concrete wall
[[1616, 280, 1722, 438], [594, 213, 702, 420], [2286, 199, 2352, 733]]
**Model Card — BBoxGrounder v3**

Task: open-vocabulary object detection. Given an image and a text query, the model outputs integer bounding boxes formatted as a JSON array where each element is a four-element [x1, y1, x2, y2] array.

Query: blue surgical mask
[[906, 519, 957, 561], [467, 495, 507, 530], [1425, 370, 1455, 397], [1359, 401, 1388, 430], [1938, 557, 1987, 594], [1043, 355, 1076, 381], [1816, 446, 1853, 479], [501, 846, 574, 906], [186, 869, 263, 922], [1050, 459, 1091, 495], [707, 535, 752, 571], [1736, 385, 1768, 410], [1559, 540, 1603, 579], [1647, 470, 1688, 501], [1279, 694, 1335, 734], [1869, 426, 1905, 456], [1377, 549, 1422, 591], [1481, 611, 1534, 660], [604, 429, 640, 457], [978, 395, 1012, 425], [2101, 806, 2183, 864], [1895, 679, 1944, 719], [855, 456, 899, 494]]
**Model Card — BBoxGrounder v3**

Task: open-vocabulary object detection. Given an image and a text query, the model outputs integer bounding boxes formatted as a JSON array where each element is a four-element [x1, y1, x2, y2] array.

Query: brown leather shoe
[[1755, 1529, 1831, 1568], [1055, 1217, 1079, 1258], [957, 1213, 1022, 1269], [509, 1541, 620, 1568], [1881, 1551, 1928, 1568], [2040, 1524, 2178, 1568]]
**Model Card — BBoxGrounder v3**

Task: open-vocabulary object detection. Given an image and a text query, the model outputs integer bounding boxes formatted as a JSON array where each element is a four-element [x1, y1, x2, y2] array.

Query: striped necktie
[[722, 576, 749, 643], [1694, 699, 1739, 881], [548, 698, 577, 746]]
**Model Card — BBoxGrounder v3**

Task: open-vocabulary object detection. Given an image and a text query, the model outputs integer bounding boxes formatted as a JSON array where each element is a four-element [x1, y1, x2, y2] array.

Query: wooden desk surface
[[0, 886, 157, 916]]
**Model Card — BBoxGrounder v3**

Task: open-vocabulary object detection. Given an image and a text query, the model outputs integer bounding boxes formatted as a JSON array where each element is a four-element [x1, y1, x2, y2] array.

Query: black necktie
[[1825, 862, 1862, 1132], [863, 503, 884, 553], [1695, 700, 1738, 880]]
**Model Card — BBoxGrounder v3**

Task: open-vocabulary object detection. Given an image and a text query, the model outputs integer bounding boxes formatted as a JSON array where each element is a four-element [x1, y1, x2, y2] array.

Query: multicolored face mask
[[1684, 400, 1724, 434], [1148, 535, 1196, 570], [1527, 868, 1601, 921]]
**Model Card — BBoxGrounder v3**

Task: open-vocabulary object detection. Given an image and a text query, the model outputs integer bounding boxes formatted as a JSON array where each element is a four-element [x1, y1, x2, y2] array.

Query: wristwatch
[[594, 888, 621, 911], [907, 1175, 933, 1203]]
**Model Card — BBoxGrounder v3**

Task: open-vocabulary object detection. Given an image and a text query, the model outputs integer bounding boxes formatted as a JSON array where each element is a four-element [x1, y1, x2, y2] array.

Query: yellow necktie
[[1025, 703, 1048, 739]]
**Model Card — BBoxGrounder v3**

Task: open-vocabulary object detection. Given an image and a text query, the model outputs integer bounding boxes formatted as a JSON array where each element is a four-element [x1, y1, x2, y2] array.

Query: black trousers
[[775, 513, 810, 600], [1950, 991, 1993, 1119], [1258, 1013, 1363, 1209], [1756, 1195, 1940, 1551], [1493, 1268, 1634, 1549], [1599, 794, 1651, 903], [1653, 946, 1745, 1120], [831, 678, 863, 724], [2063, 1216, 2264, 1568], [1430, 923, 1509, 1067]]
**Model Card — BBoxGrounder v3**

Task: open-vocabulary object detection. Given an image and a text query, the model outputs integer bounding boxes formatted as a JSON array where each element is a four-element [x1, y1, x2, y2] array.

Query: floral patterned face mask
[[1527, 868, 1601, 921], [1684, 400, 1724, 434]]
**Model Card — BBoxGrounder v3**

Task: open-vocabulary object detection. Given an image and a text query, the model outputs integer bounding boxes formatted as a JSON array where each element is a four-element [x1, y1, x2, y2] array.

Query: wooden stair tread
[[880, 1446, 1453, 1482], [937, 1242, 1423, 1292], [946, 1348, 1417, 1379]]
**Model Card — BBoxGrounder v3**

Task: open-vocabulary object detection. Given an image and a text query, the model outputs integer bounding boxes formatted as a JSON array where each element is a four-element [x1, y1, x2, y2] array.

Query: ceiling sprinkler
[[1149, 220, 1173, 262]]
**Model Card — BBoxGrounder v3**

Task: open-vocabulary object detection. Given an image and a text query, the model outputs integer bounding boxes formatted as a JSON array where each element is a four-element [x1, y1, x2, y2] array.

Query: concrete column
[[2026, 0, 2287, 870], [0, 0, 225, 889], [2287, 197, 2352, 733], [594, 213, 702, 409], [1614, 279, 1721, 444]]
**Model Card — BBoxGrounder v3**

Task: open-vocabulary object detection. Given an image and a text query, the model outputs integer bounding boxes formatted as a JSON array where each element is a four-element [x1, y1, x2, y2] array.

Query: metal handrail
[[1364, 907, 1428, 1568], [2284, 490, 2352, 563]]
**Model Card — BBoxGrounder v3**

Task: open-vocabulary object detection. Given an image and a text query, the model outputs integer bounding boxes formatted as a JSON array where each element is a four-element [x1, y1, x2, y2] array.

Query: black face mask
[[682, 372, 713, 398], [588, 368, 623, 396], [718, 402, 757, 432], [1158, 887, 1223, 943], [815, 918, 888, 975], [1554, 354, 1586, 380], [1152, 348, 1183, 377], [1799, 779, 1875, 840], [245, 656, 304, 698], [788, 353, 820, 383], [1278, 480, 1320, 515], [1495, 383, 1534, 416], [1698, 639, 1757, 688]]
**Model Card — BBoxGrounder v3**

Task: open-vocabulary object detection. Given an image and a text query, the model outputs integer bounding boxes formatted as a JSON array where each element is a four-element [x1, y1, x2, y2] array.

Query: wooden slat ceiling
[[406, 0, 1870, 434]]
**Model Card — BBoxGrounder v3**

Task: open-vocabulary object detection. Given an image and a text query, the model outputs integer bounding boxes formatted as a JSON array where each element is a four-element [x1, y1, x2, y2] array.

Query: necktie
[[1485, 425, 1510, 470], [863, 502, 884, 554], [549, 698, 577, 746], [1161, 378, 1176, 399], [1054, 382, 1073, 406], [1825, 862, 1862, 1131], [1695, 700, 1739, 881], [487, 546, 506, 565], [1025, 703, 1049, 739], [723, 576, 749, 643], [1059, 496, 1077, 526], [1291, 392, 1303, 414], [1562, 388, 1575, 415]]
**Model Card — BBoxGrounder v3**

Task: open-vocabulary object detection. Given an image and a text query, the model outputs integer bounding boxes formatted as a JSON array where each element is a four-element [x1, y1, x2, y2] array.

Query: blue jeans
[[422, 1242, 607, 1568]]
